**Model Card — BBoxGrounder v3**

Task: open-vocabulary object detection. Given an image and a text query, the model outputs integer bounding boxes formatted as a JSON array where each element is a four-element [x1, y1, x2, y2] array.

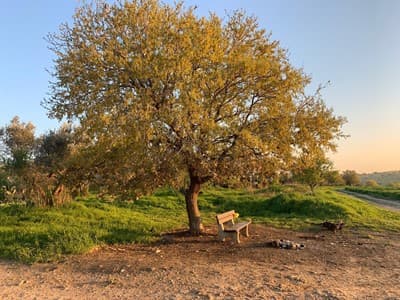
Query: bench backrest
[[216, 210, 235, 225]]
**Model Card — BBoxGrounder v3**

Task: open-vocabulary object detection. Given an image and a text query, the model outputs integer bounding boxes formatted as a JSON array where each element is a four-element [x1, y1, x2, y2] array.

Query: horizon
[[1, 0, 399, 174]]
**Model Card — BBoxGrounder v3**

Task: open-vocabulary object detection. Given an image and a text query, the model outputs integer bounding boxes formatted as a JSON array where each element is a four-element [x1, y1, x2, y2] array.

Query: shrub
[[365, 179, 379, 187]]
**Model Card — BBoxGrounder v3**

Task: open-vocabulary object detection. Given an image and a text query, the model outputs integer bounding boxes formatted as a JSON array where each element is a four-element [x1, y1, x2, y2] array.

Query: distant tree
[[342, 170, 361, 186], [34, 124, 77, 202], [324, 169, 345, 186], [0, 117, 73, 206], [45, 0, 346, 234], [35, 124, 73, 172], [0, 116, 36, 171], [365, 179, 378, 187], [293, 156, 332, 194]]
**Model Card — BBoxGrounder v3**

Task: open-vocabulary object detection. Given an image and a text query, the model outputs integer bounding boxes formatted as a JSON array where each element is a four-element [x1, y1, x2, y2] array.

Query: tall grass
[[0, 186, 399, 263]]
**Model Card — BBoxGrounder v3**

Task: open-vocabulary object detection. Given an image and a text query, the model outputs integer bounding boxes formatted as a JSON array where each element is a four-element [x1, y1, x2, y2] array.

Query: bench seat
[[223, 222, 251, 232]]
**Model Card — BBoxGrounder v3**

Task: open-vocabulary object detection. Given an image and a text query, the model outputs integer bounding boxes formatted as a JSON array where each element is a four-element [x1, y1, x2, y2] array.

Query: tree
[[0, 117, 74, 206], [0, 116, 36, 171], [294, 157, 332, 194], [33, 125, 76, 204], [35, 124, 73, 172], [324, 169, 345, 186], [0, 116, 37, 203], [342, 170, 361, 186], [44, 0, 346, 234]]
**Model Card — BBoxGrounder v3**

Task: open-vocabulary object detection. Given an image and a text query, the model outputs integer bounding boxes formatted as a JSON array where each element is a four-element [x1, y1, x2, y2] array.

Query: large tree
[[45, 0, 345, 234]]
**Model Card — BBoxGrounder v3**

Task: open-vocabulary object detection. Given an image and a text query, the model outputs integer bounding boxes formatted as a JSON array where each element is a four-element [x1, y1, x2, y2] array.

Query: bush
[[388, 182, 400, 188], [365, 179, 379, 187], [342, 170, 361, 186]]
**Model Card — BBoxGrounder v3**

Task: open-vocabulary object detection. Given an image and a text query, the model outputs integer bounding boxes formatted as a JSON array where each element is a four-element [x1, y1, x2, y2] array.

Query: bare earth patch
[[1, 225, 399, 299]]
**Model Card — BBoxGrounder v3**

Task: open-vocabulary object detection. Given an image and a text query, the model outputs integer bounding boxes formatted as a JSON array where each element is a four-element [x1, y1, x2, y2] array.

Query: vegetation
[[365, 179, 379, 187], [44, 0, 345, 234], [345, 186, 400, 201], [0, 118, 74, 206], [359, 171, 400, 186], [1, 186, 399, 263], [293, 158, 332, 194], [0, 116, 35, 171], [0, 0, 396, 276], [0, 192, 187, 263], [324, 169, 345, 186], [342, 170, 361, 186]]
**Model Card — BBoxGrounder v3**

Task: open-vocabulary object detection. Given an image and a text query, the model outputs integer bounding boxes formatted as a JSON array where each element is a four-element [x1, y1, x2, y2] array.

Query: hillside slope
[[360, 170, 400, 185]]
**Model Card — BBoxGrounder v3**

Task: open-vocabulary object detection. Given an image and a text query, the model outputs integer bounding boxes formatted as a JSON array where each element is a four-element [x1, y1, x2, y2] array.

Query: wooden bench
[[216, 210, 251, 244]]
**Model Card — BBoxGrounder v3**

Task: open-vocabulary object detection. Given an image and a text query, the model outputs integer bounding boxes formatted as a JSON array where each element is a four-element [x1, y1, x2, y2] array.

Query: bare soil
[[1, 225, 399, 299]]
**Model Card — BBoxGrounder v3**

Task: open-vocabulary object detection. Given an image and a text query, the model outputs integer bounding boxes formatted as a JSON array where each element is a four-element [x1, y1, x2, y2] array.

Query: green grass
[[345, 186, 400, 201], [198, 186, 400, 230], [0, 193, 187, 263], [0, 185, 399, 263]]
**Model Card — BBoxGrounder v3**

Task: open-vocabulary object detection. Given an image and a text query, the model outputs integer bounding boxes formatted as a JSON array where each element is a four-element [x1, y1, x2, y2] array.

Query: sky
[[0, 0, 399, 173]]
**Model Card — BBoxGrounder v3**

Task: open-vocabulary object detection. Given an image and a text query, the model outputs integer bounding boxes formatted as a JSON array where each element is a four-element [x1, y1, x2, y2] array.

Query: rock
[[141, 267, 156, 272], [18, 280, 27, 286]]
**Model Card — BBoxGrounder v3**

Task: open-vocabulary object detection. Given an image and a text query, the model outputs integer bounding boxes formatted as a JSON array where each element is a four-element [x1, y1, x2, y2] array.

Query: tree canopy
[[0, 116, 36, 171], [293, 157, 332, 194], [342, 170, 361, 186], [45, 0, 346, 234]]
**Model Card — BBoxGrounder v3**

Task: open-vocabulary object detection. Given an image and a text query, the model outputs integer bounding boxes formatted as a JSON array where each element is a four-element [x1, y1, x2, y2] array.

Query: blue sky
[[0, 0, 399, 173]]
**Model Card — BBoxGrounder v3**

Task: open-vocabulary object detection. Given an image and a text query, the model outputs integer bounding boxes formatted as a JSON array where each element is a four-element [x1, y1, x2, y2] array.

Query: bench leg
[[234, 231, 240, 243], [245, 225, 249, 237], [218, 228, 226, 241]]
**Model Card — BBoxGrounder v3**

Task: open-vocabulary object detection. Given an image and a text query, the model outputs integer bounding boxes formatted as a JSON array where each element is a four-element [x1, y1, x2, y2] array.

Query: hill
[[360, 170, 400, 186]]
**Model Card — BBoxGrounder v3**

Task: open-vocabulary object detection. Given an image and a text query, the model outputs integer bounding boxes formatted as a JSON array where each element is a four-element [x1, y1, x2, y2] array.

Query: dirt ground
[[1, 224, 399, 300]]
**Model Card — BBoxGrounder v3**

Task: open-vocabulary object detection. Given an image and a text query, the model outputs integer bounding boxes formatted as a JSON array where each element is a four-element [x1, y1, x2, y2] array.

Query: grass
[[0, 185, 399, 263], [345, 186, 400, 201], [198, 186, 400, 230], [0, 193, 187, 263]]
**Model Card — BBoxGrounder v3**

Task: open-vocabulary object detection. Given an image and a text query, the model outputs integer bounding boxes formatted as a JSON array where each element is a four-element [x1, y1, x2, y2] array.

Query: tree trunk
[[309, 184, 315, 195], [185, 176, 204, 236]]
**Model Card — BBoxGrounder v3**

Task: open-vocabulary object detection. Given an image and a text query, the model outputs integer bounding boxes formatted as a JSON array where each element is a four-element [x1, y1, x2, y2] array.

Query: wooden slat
[[217, 215, 233, 225], [216, 210, 235, 219], [216, 211, 235, 224], [223, 221, 251, 232]]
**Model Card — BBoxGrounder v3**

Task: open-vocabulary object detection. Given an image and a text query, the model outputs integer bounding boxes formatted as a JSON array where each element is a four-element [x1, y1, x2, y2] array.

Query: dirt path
[[1, 225, 399, 299], [340, 190, 400, 212]]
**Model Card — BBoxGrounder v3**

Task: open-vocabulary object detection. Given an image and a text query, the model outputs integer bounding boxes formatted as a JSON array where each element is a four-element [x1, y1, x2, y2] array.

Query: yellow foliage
[[45, 0, 345, 194]]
